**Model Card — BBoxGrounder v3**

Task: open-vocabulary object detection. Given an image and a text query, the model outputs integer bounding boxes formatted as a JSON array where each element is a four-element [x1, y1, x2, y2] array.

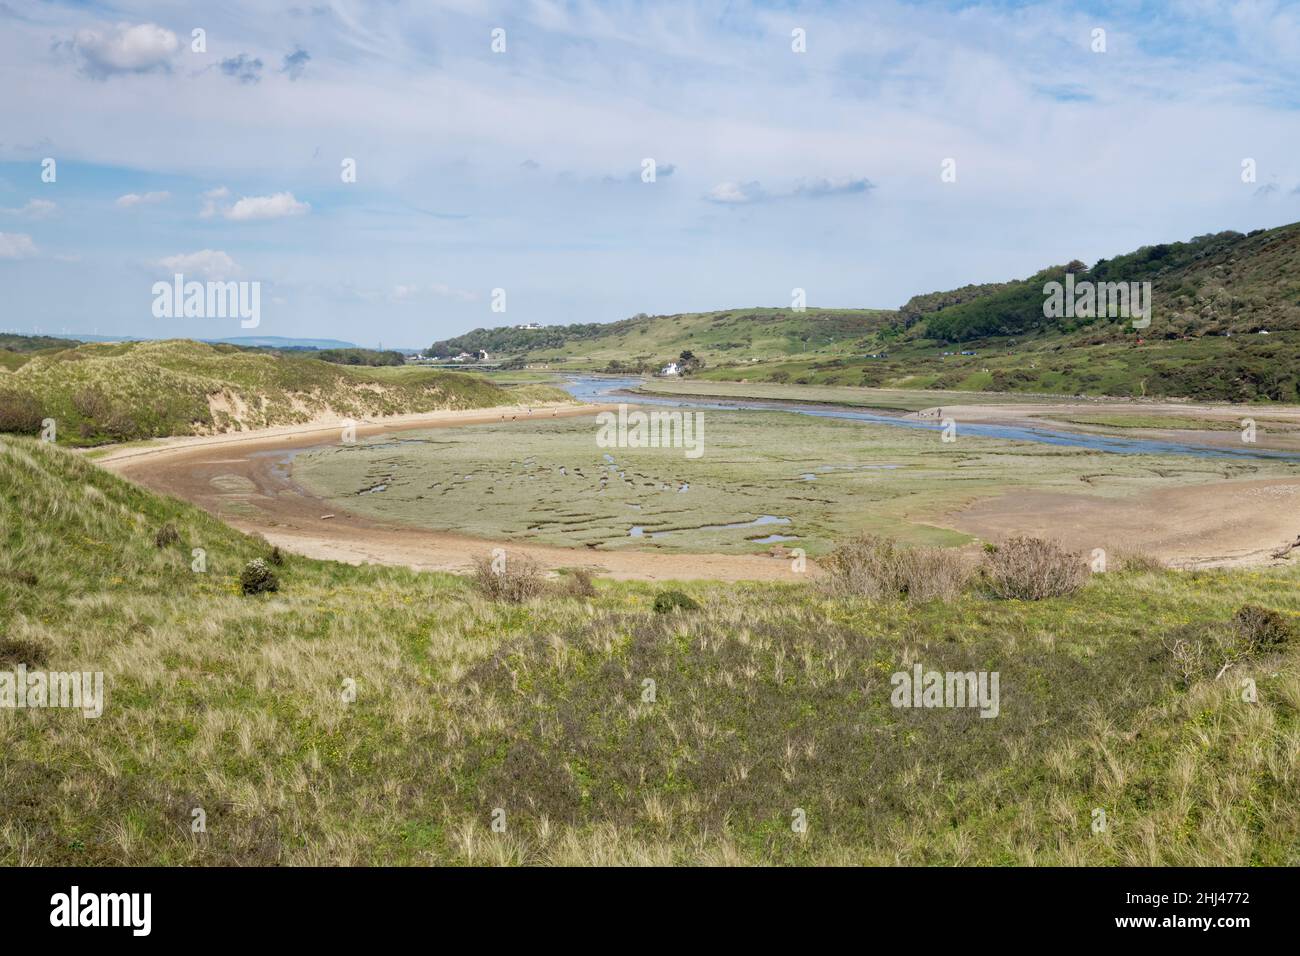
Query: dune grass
[[2, 435, 1299, 865], [0, 339, 564, 447]]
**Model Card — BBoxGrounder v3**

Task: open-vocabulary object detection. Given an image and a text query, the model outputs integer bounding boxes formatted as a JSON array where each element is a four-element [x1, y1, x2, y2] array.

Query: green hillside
[[0, 339, 558, 446], [429, 308, 894, 371], [3, 436, 1298, 864], [441, 221, 1300, 402]]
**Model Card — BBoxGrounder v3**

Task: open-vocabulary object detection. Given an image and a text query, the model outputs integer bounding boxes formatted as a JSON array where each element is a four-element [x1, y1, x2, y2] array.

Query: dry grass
[[982, 536, 1089, 600], [2, 436, 1299, 866], [470, 552, 547, 603], [818, 534, 971, 602]]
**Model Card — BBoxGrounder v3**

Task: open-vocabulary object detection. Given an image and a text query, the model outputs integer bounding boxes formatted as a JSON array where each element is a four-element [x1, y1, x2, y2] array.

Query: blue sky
[[2, 0, 1300, 347]]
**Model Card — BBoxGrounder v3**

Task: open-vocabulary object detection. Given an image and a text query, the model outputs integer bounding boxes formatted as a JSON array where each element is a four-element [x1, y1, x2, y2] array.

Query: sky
[[2, 0, 1300, 348]]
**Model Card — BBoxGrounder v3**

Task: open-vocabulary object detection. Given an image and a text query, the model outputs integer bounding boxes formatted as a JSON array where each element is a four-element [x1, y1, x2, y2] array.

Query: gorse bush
[[0, 637, 48, 667], [239, 558, 279, 596], [471, 552, 546, 603], [652, 590, 701, 613], [1161, 606, 1292, 688], [1233, 604, 1294, 650], [0, 389, 44, 435], [982, 536, 1088, 600], [819, 534, 970, 603]]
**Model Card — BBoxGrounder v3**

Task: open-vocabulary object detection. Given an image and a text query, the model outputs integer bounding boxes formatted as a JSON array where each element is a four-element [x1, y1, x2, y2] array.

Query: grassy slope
[[433, 308, 893, 370], [0, 340, 563, 446], [2, 435, 1298, 865]]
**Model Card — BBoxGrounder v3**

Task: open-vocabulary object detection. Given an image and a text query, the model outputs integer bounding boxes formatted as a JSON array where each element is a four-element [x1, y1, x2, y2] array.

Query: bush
[[1233, 605, 1294, 650], [652, 590, 700, 614], [268, 545, 285, 566], [471, 553, 545, 603], [239, 558, 279, 596], [0, 637, 48, 667], [983, 536, 1088, 600], [561, 567, 598, 599], [154, 522, 180, 548], [1118, 552, 1165, 573], [0, 390, 44, 435], [819, 534, 970, 603]]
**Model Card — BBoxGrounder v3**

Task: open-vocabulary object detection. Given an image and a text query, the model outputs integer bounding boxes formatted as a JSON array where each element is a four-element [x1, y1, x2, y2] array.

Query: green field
[[290, 409, 1299, 555], [3, 434, 1299, 865]]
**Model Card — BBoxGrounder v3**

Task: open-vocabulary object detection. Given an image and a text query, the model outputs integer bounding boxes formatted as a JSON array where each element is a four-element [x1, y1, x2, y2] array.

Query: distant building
[[477, 349, 490, 360], [515, 323, 542, 330], [660, 362, 680, 376]]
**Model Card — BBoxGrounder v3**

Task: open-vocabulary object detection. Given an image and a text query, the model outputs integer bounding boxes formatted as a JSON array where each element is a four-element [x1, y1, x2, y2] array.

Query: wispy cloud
[[0, 233, 38, 259], [2, 199, 57, 219], [707, 176, 872, 204], [281, 48, 310, 80], [157, 249, 239, 279], [220, 54, 263, 85], [116, 191, 170, 208]]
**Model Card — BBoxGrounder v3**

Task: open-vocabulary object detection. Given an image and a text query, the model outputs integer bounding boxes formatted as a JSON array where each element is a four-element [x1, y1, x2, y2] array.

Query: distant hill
[[428, 307, 894, 372], [0, 339, 553, 446], [439, 220, 1300, 402], [64, 334, 361, 350]]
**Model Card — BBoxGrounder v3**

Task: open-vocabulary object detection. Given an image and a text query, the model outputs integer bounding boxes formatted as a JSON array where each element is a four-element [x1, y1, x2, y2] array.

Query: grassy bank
[[0, 340, 570, 447], [2, 435, 1298, 864]]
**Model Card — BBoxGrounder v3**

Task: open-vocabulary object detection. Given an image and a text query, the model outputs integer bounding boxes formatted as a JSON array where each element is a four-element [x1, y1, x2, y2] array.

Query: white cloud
[[431, 283, 479, 302], [0, 233, 38, 259], [391, 283, 478, 303], [2, 200, 57, 219], [116, 191, 171, 208], [68, 22, 179, 78], [199, 186, 230, 219], [225, 192, 310, 221], [157, 249, 239, 279], [706, 181, 765, 204]]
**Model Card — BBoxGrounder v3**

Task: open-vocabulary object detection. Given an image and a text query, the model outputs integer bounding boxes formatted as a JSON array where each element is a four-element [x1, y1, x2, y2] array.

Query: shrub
[[1233, 605, 1294, 650], [819, 534, 970, 603], [0, 637, 48, 667], [0, 390, 44, 435], [268, 545, 285, 567], [1118, 552, 1165, 573], [983, 536, 1088, 600], [652, 590, 700, 614], [471, 553, 545, 603], [1162, 622, 1254, 687], [154, 522, 180, 548], [561, 567, 598, 599], [239, 558, 279, 596], [4, 568, 39, 587]]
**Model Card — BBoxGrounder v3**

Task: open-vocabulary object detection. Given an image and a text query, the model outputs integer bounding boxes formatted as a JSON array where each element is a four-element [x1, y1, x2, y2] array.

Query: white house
[[660, 362, 680, 376]]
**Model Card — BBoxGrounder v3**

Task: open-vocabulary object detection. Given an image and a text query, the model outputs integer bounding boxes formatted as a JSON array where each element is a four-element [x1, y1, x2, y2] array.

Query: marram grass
[[1, 436, 1298, 865]]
